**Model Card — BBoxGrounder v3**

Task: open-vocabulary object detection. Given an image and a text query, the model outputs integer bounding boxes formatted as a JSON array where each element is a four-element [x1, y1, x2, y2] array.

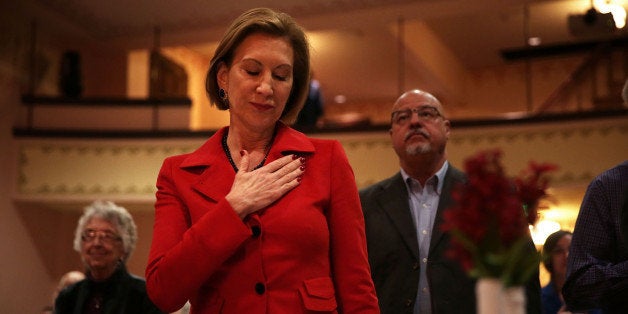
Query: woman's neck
[[89, 265, 118, 282], [227, 127, 273, 152], [553, 273, 566, 292], [225, 126, 275, 170]]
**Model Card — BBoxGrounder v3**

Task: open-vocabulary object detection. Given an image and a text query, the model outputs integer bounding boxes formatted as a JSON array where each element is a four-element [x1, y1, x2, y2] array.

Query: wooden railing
[[534, 41, 627, 114], [17, 95, 192, 132]]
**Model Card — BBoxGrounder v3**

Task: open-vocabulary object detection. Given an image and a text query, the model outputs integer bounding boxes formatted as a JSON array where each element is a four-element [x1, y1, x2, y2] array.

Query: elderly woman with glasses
[[54, 200, 163, 314]]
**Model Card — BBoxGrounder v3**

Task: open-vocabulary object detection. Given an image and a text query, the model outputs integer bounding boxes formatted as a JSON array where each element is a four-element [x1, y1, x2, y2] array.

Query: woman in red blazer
[[145, 8, 379, 314]]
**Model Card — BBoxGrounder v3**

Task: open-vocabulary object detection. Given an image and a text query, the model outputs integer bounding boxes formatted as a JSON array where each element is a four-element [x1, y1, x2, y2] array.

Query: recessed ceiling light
[[528, 37, 542, 46], [334, 95, 347, 104]]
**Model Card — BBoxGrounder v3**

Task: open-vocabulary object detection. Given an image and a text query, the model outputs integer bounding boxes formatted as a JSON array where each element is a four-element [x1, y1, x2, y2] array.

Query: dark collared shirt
[[563, 160, 628, 313]]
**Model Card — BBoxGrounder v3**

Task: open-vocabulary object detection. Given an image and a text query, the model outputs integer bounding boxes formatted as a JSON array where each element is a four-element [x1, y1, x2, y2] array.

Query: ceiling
[[15, 0, 628, 108]]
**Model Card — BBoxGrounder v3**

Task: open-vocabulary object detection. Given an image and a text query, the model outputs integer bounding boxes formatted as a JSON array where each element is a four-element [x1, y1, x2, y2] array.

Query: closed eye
[[273, 74, 288, 81]]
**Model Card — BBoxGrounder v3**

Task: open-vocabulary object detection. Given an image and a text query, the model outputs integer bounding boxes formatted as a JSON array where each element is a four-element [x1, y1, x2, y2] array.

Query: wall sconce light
[[529, 219, 561, 245], [594, 0, 627, 28]]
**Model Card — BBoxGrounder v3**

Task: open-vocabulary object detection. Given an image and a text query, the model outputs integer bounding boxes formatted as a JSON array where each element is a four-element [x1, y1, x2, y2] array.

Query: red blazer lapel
[[179, 127, 235, 202], [266, 123, 315, 161]]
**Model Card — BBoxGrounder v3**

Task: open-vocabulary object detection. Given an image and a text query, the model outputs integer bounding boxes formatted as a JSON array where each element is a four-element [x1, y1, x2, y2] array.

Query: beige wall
[[1, 86, 54, 313], [1, 6, 57, 313], [0, 3, 127, 312]]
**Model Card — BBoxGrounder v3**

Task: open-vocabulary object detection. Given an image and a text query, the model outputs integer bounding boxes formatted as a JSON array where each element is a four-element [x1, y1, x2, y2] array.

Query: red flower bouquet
[[441, 149, 557, 287]]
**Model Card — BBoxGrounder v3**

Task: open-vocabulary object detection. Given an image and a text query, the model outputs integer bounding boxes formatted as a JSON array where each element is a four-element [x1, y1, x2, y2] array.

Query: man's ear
[[444, 119, 451, 139]]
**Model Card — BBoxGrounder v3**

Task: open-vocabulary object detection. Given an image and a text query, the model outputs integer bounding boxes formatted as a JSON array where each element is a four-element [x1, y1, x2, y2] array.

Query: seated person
[[541, 230, 572, 314], [54, 200, 163, 314]]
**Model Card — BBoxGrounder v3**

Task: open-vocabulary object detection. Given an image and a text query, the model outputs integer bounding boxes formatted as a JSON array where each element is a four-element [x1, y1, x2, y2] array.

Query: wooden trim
[[13, 108, 627, 139], [20, 95, 192, 106]]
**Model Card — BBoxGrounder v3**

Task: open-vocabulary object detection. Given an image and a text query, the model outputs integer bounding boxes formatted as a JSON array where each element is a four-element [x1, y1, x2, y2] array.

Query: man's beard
[[404, 129, 432, 155], [406, 142, 431, 155]]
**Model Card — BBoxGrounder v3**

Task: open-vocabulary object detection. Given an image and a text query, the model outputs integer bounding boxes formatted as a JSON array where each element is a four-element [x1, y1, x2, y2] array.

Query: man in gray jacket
[[359, 89, 541, 314]]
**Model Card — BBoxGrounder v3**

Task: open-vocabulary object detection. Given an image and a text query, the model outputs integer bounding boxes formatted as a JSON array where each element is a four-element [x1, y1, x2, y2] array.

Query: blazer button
[[255, 282, 266, 295], [405, 299, 413, 307], [251, 225, 261, 238], [412, 262, 420, 270]]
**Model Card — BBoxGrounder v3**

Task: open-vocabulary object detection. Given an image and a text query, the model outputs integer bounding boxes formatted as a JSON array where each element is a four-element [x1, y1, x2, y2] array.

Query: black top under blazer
[[54, 266, 164, 314]]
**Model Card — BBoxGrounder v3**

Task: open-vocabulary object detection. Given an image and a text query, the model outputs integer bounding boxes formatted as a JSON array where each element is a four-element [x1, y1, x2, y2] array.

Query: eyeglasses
[[391, 106, 441, 125], [81, 229, 121, 244]]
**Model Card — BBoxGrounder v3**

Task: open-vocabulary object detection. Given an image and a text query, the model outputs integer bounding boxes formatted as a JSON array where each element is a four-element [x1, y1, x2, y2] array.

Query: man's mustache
[[405, 129, 430, 141]]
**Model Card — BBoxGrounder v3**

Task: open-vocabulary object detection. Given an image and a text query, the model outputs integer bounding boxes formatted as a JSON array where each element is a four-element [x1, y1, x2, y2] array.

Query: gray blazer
[[360, 165, 541, 314]]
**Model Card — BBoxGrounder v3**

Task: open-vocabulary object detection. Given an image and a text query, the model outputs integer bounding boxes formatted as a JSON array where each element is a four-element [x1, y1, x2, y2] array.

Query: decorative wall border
[[14, 116, 627, 198], [17, 141, 201, 196]]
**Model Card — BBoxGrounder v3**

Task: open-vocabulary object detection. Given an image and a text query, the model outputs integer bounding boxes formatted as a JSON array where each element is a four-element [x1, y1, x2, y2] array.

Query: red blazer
[[145, 123, 379, 314]]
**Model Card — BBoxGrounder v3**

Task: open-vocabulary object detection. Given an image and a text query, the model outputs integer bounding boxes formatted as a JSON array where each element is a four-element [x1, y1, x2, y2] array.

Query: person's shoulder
[[605, 160, 628, 178], [445, 164, 467, 181], [307, 137, 339, 148], [296, 133, 344, 155], [593, 160, 628, 187], [359, 173, 402, 196], [163, 152, 193, 164], [58, 278, 85, 295], [161, 136, 224, 169], [55, 279, 86, 307], [125, 273, 148, 290], [121, 274, 165, 313], [162, 128, 226, 164], [275, 126, 335, 155]]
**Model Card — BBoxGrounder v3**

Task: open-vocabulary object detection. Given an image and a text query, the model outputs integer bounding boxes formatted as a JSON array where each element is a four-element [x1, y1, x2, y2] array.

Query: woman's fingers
[[238, 149, 251, 172], [272, 155, 305, 182], [249, 154, 304, 190], [227, 154, 306, 219], [263, 154, 301, 173]]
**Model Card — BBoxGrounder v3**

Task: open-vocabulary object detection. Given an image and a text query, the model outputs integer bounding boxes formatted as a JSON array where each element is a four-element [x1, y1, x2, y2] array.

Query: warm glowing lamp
[[529, 219, 561, 245], [595, 0, 627, 28]]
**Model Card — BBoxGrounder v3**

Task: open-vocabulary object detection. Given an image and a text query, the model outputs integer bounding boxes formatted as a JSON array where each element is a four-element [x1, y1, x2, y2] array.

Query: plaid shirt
[[563, 161, 628, 313]]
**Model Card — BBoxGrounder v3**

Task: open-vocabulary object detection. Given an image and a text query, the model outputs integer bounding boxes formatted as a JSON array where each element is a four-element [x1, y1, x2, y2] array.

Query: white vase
[[476, 278, 525, 314]]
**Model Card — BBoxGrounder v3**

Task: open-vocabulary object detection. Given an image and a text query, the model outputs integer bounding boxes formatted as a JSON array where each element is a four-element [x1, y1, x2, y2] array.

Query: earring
[[218, 88, 228, 101]]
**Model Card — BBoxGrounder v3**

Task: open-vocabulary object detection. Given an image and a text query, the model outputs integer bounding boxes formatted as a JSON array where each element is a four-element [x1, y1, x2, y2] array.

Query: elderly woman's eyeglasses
[[391, 106, 441, 125], [81, 229, 121, 244]]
